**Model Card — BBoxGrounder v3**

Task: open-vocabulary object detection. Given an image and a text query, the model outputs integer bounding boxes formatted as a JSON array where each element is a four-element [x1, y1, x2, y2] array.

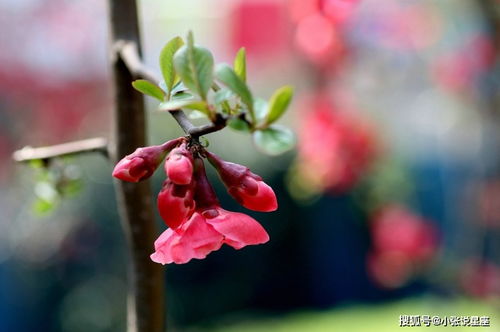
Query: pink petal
[[151, 213, 223, 264], [205, 208, 269, 249]]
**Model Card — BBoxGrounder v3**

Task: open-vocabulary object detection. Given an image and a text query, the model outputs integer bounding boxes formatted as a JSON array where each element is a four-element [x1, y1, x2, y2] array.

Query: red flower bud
[[157, 179, 196, 230], [112, 138, 182, 182], [206, 151, 278, 212], [192, 157, 220, 209], [164, 143, 194, 185], [192, 158, 269, 248]]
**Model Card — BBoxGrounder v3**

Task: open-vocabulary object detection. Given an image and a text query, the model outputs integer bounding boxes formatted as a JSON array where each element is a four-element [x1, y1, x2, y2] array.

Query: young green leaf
[[228, 117, 251, 132], [253, 125, 295, 156], [173, 32, 214, 100], [159, 36, 184, 95], [215, 64, 254, 117], [234, 47, 246, 82], [214, 88, 235, 104], [253, 98, 268, 122], [188, 110, 208, 120], [265, 85, 293, 125], [171, 92, 193, 100], [159, 99, 210, 114], [170, 81, 188, 95], [132, 80, 165, 101]]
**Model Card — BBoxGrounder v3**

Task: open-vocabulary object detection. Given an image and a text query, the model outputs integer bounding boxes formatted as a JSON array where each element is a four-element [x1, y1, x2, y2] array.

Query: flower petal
[[205, 208, 269, 249], [151, 213, 223, 264]]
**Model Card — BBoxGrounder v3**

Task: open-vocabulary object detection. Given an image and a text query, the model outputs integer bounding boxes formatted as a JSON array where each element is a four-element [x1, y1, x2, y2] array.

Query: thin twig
[[170, 110, 195, 134], [117, 40, 159, 84], [116, 41, 227, 137], [13, 137, 108, 162]]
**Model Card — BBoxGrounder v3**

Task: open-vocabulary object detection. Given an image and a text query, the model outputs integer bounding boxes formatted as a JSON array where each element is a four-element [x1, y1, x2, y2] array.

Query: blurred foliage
[[29, 158, 83, 215]]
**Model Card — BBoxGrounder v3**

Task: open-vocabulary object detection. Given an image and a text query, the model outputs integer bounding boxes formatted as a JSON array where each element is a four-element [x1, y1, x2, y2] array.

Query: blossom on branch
[[206, 151, 278, 212], [151, 157, 269, 264], [112, 138, 182, 182]]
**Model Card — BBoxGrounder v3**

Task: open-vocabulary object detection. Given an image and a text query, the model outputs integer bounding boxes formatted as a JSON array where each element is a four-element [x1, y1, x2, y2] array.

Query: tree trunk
[[107, 1, 165, 331]]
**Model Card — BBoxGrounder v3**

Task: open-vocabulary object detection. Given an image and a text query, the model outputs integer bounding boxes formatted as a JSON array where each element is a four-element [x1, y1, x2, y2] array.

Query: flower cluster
[[112, 137, 277, 264], [366, 205, 439, 288]]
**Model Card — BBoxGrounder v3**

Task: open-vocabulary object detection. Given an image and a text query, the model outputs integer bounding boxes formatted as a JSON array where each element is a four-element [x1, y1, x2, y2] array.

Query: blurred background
[[1, 0, 499, 331]]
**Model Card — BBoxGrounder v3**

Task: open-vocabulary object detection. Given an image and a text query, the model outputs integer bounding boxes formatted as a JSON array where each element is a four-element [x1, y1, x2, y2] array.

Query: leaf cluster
[[132, 32, 295, 155]]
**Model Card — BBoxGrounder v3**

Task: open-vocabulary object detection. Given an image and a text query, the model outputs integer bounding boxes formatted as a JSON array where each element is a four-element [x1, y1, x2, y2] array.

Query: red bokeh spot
[[231, 1, 290, 57]]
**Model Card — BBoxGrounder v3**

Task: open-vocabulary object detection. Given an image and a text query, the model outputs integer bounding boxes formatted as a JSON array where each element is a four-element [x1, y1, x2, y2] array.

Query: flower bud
[[157, 179, 196, 230], [193, 158, 220, 209], [164, 143, 194, 185], [112, 138, 182, 182], [206, 151, 278, 212]]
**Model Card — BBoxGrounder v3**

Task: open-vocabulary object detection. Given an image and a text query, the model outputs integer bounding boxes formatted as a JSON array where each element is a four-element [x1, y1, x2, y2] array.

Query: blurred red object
[[460, 259, 500, 299], [295, 93, 377, 194], [322, 0, 361, 26], [477, 179, 500, 228], [288, 0, 359, 68], [230, 1, 290, 57], [367, 205, 439, 288], [294, 13, 346, 67], [432, 35, 494, 92]]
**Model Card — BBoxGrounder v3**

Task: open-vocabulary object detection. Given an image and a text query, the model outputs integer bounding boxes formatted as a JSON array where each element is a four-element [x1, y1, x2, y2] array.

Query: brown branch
[[12, 137, 108, 162], [189, 113, 227, 137], [117, 40, 159, 85], [116, 41, 227, 138]]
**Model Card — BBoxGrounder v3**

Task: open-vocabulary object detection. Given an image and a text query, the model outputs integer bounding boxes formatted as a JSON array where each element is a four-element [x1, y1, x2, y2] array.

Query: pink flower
[[112, 138, 182, 182], [151, 213, 224, 264], [151, 207, 269, 264], [151, 158, 270, 264], [202, 207, 270, 250], [206, 151, 278, 212], [164, 143, 194, 185], [157, 179, 196, 230]]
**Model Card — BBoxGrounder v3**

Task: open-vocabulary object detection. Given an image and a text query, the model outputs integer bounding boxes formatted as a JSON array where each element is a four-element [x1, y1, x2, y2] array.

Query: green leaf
[[253, 125, 295, 156], [234, 47, 246, 82], [214, 88, 235, 104], [265, 85, 294, 125], [173, 31, 214, 100], [228, 117, 251, 132], [253, 98, 268, 122], [215, 64, 254, 117], [29, 159, 45, 169], [159, 36, 184, 95], [33, 198, 56, 215], [188, 110, 208, 120], [170, 81, 188, 95], [159, 99, 209, 114], [171, 92, 193, 100], [132, 80, 165, 101]]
